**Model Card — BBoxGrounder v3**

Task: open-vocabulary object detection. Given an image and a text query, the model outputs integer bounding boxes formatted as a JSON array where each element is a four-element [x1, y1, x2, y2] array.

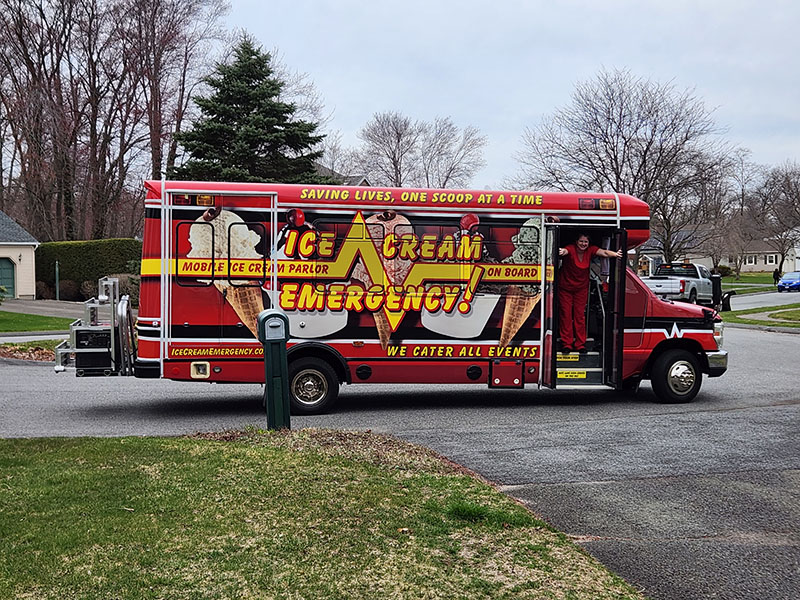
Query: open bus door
[[539, 219, 559, 389], [604, 229, 627, 388]]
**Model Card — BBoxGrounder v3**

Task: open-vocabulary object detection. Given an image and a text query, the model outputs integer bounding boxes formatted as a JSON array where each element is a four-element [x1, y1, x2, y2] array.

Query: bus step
[[556, 384, 609, 390], [556, 367, 603, 384], [556, 351, 601, 368]]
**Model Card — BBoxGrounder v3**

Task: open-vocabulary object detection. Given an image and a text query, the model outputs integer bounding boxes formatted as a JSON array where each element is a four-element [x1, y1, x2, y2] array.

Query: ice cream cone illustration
[[215, 283, 263, 338], [500, 286, 541, 347], [498, 218, 543, 347], [188, 208, 265, 338], [373, 310, 392, 350], [350, 211, 413, 349]]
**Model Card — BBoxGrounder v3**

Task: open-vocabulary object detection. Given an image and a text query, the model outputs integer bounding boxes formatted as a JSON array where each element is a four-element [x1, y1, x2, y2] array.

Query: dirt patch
[[190, 428, 480, 477], [0, 345, 55, 361]]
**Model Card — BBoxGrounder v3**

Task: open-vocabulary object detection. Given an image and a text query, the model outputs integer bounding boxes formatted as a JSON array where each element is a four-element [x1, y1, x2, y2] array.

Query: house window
[[745, 255, 757, 265], [766, 255, 777, 265]]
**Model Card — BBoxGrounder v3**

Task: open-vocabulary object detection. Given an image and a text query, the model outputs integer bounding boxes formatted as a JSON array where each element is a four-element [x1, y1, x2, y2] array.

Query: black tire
[[288, 357, 339, 415], [650, 349, 701, 403], [688, 289, 697, 304]]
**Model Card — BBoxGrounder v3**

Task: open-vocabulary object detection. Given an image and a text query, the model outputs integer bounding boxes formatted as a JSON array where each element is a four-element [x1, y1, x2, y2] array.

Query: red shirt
[[559, 244, 599, 291]]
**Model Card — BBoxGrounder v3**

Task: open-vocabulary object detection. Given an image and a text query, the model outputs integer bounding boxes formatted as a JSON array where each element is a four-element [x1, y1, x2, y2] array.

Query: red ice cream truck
[[55, 180, 727, 413]]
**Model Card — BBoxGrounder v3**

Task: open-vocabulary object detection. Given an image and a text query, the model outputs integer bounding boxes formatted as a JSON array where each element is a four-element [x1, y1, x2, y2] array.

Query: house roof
[[313, 163, 370, 186], [0, 210, 38, 244], [742, 240, 785, 253]]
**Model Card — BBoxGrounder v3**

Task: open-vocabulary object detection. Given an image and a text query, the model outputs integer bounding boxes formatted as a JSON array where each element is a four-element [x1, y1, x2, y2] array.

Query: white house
[[0, 210, 38, 299]]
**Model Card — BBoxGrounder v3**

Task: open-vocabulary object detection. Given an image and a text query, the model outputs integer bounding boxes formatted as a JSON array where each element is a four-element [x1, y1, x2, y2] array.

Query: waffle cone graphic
[[499, 286, 541, 347], [350, 211, 413, 350], [374, 310, 392, 350], [216, 283, 264, 338]]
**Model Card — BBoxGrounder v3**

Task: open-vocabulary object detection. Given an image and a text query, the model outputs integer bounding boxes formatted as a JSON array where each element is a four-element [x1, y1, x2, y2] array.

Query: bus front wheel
[[650, 349, 701, 403]]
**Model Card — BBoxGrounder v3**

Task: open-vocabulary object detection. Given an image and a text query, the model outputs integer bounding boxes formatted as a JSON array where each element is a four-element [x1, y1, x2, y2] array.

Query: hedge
[[36, 239, 142, 287]]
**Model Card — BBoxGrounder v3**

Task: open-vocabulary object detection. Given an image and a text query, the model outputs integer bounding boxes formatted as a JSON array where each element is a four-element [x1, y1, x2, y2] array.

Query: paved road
[[730, 291, 800, 310], [1, 327, 798, 599], [1, 298, 88, 319]]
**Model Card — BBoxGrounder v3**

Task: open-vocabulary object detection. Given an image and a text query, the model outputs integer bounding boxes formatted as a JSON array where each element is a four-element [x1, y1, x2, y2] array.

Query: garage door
[[0, 257, 15, 297]]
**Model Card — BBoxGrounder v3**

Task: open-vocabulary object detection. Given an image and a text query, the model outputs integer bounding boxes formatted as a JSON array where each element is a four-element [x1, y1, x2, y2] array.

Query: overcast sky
[[226, 0, 799, 189]]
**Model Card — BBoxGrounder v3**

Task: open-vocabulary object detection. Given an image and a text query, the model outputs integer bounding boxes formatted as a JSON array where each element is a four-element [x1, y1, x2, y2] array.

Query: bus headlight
[[713, 321, 724, 348]]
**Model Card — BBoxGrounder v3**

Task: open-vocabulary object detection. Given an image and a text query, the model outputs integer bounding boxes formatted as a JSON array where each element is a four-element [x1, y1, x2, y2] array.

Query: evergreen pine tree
[[172, 37, 326, 183]]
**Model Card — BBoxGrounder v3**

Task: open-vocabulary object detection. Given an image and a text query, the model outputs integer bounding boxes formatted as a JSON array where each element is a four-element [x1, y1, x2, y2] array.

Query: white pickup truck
[[641, 262, 714, 305]]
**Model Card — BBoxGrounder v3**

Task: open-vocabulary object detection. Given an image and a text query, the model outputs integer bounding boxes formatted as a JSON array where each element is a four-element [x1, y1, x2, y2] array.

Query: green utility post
[[257, 309, 291, 430]]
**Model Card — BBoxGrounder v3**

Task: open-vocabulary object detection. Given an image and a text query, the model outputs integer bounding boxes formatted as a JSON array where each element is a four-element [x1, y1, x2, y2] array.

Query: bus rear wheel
[[288, 357, 339, 415], [650, 349, 701, 403]]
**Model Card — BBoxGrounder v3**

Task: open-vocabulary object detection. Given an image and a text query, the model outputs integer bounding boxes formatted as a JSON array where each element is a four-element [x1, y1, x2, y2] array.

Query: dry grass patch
[[1, 430, 645, 599]]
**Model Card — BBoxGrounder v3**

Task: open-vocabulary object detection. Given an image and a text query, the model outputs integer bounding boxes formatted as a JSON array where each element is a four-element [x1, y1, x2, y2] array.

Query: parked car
[[777, 271, 800, 292], [640, 262, 714, 304]]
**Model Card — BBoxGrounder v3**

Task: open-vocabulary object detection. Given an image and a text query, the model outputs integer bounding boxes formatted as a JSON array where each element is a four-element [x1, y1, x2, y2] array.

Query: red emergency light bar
[[578, 197, 616, 210], [170, 193, 215, 207]]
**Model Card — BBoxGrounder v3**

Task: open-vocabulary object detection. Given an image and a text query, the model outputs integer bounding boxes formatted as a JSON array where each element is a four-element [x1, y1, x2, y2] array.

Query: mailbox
[[257, 309, 291, 430]]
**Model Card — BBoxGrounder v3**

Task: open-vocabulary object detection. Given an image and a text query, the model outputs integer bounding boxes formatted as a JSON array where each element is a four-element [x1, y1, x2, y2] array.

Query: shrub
[[126, 258, 142, 275], [36, 281, 55, 300], [0, 284, 6, 306], [36, 239, 142, 287], [107, 273, 140, 307], [80, 280, 98, 300], [58, 280, 81, 301], [716, 265, 732, 277]]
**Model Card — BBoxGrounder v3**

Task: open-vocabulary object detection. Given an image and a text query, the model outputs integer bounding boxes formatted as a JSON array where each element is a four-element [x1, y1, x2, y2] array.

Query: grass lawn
[[768, 308, 800, 322], [0, 310, 74, 332], [719, 272, 779, 295], [0, 430, 644, 600], [722, 303, 800, 328], [719, 285, 766, 296], [721, 272, 775, 285]]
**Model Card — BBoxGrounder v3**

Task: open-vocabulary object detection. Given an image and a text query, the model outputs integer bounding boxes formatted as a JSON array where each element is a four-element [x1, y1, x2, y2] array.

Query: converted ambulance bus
[[56, 180, 728, 413]]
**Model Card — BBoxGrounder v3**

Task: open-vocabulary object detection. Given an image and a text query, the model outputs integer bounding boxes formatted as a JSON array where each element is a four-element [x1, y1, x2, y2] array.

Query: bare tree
[[416, 117, 486, 188], [317, 130, 359, 182], [514, 68, 730, 260], [356, 111, 486, 188], [756, 162, 800, 272], [0, 0, 81, 240], [695, 158, 736, 269], [271, 49, 330, 129], [731, 148, 761, 216], [129, 0, 228, 180], [357, 112, 423, 187], [647, 152, 736, 262], [515, 69, 724, 197], [0, 84, 18, 213], [0, 0, 226, 240], [727, 208, 763, 279]]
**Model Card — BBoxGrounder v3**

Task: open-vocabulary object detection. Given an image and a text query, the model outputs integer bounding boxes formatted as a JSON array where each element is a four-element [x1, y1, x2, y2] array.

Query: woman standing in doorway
[[558, 234, 622, 353]]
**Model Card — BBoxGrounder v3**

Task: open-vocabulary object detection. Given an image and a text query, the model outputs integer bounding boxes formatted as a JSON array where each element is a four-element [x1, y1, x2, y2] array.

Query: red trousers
[[558, 285, 589, 349]]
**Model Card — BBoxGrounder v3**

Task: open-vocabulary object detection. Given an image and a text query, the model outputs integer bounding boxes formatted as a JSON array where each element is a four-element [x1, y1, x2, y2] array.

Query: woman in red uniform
[[557, 234, 622, 353]]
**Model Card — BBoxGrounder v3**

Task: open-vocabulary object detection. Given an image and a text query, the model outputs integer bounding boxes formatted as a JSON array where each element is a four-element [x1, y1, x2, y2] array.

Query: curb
[[0, 357, 51, 367], [0, 330, 69, 338], [724, 322, 800, 334]]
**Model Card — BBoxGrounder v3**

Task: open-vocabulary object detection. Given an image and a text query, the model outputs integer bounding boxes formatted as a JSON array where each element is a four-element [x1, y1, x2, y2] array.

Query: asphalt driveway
[[1, 305, 798, 599]]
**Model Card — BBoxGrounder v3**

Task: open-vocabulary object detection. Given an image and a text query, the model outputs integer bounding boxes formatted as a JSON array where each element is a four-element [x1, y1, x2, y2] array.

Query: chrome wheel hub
[[667, 361, 696, 394], [292, 369, 327, 405]]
